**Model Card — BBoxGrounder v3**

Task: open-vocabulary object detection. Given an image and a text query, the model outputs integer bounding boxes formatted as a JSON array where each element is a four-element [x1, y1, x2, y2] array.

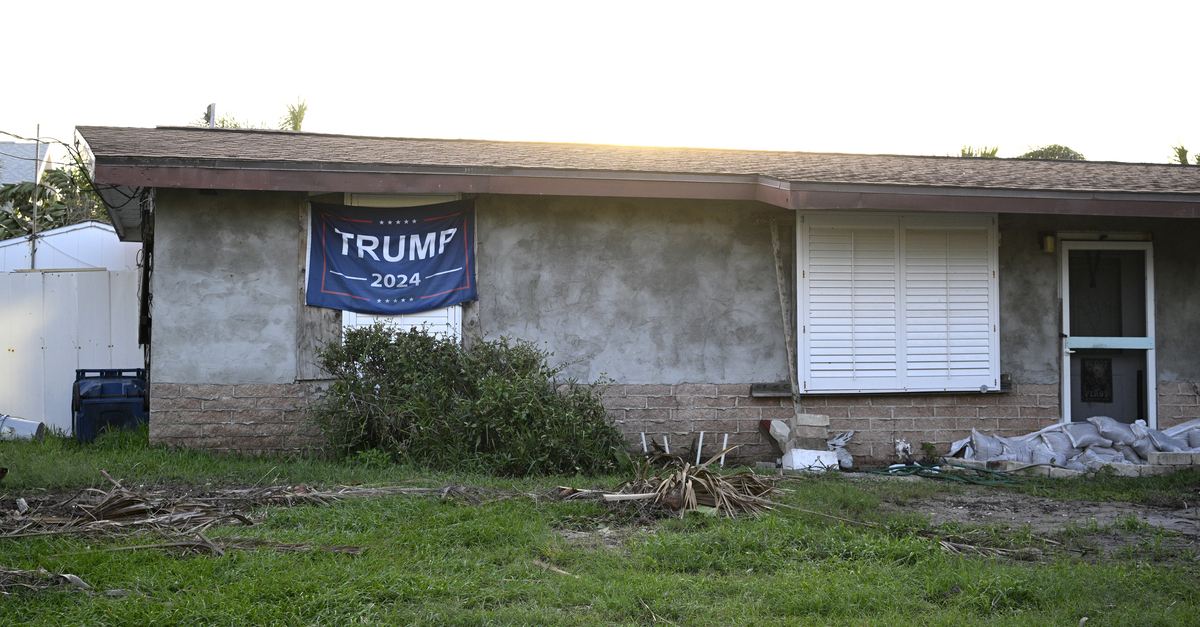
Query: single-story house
[[75, 126, 1200, 465], [0, 140, 53, 186]]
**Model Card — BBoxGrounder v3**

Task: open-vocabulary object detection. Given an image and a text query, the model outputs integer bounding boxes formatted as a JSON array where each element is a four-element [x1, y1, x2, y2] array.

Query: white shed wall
[[0, 221, 141, 272], [0, 271, 141, 433]]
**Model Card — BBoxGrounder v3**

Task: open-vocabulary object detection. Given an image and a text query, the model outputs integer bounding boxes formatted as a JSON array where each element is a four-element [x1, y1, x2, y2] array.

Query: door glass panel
[[1069, 349, 1146, 424], [1068, 250, 1145, 337]]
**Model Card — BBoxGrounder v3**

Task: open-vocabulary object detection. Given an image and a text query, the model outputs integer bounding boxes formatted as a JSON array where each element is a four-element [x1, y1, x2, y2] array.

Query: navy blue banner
[[305, 200, 476, 315]]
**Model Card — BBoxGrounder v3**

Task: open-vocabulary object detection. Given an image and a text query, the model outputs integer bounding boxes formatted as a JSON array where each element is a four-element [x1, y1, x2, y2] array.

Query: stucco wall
[[151, 189, 303, 384], [998, 213, 1200, 385], [475, 195, 793, 385]]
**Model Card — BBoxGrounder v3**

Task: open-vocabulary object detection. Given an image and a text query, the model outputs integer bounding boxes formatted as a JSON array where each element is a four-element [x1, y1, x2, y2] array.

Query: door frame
[[1059, 240, 1156, 426]]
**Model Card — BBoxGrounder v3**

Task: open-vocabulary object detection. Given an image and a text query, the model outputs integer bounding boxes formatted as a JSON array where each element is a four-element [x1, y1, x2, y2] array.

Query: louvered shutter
[[799, 213, 998, 394], [804, 223, 901, 392]]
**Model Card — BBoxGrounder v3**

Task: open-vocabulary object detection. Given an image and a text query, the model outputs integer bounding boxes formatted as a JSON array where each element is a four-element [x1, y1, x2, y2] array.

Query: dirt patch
[[900, 489, 1200, 537], [877, 480, 1200, 561]]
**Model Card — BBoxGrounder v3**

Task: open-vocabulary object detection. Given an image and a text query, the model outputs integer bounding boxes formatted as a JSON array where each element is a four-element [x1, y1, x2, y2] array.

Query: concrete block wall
[[603, 384, 787, 463], [1157, 382, 1200, 429], [149, 383, 325, 453], [810, 384, 1061, 464], [605, 383, 1062, 467]]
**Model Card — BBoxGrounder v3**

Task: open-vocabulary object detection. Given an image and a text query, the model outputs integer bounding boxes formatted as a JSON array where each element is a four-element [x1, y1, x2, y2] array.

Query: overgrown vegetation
[[0, 156, 107, 240], [312, 324, 625, 476]]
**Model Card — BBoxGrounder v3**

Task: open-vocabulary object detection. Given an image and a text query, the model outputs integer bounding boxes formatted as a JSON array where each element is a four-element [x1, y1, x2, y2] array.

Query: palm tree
[[280, 98, 308, 131], [959, 146, 999, 158]]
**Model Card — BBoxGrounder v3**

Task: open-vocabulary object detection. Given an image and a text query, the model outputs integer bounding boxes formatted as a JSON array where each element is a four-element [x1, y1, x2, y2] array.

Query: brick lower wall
[[147, 379, 1198, 465], [605, 383, 1062, 468], [149, 383, 325, 454], [1158, 382, 1200, 430]]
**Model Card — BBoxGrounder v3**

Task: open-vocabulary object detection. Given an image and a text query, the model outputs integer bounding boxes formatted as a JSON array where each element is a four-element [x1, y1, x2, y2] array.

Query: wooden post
[[771, 218, 826, 448]]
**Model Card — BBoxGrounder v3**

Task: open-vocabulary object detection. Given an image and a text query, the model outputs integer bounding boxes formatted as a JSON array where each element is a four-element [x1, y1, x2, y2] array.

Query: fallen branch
[[532, 559, 576, 578]]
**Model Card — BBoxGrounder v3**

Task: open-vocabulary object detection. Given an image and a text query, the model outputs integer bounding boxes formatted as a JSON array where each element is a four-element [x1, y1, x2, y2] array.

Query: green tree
[[1168, 143, 1198, 165], [195, 107, 264, 129], [280, 97, 307, 131], [0, 156, 107, 240], [193, 98, 309, 130], [958, 145, 1000, 158], [1016, 144, 1085, 160]]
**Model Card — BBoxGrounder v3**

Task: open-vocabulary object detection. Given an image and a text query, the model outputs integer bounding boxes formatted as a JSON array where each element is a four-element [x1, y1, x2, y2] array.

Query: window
[[797, 213, 998, 394], [342, 307, 462, 339], [336, 193, 465, 341]]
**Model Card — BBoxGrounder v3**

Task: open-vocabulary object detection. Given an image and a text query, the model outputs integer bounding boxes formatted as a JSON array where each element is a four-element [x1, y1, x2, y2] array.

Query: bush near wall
[[311, 324, 624, 476]]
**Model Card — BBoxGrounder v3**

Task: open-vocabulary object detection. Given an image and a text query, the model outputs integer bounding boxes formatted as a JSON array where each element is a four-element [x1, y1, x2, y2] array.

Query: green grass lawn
[[1, 432, 1198, 626]]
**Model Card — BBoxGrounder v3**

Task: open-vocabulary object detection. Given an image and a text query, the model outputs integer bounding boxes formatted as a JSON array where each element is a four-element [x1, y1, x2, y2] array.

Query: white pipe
[[720, 434, 729, 466], [640, 432, 647, 454], [663, 435, 670, 455], [696, 431, 705, 465]]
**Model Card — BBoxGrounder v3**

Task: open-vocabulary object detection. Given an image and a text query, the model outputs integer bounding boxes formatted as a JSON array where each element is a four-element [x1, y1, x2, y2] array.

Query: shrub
[[311, 323, 625, 476]]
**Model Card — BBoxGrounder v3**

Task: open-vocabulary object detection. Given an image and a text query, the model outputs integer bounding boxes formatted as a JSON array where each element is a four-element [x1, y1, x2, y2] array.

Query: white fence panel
[[0, 271, 141, 434]]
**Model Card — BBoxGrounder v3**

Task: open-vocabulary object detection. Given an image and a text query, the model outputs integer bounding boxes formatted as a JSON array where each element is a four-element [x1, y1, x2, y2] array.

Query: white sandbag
[[948, 435, 971, 458], [1131, 437, 1156, 459], [1189, 429, 1200, 449], [1072, 447, 1124, 469], [1065, 460, 1090, 473], [1147, 428, 1188, 453], [1000, 437, 1036, 463], [1064, 423, 1113, 449], [1112, 443, 1144, 464], [1087, 416, 1138, 446], [1031, 442, 1059, 465], [1163, 418, 1200, 439], [1039, 431, 1082, 461], [970, 429, 1006, 460]]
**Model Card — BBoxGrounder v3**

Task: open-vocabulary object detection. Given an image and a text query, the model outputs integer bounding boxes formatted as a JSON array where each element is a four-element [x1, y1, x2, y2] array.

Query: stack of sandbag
[[951, 417, 1200, 472]]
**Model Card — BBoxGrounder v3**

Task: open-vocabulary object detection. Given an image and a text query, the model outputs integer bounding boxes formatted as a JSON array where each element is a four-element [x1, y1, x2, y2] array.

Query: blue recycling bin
[[72, 369, 149, 443]]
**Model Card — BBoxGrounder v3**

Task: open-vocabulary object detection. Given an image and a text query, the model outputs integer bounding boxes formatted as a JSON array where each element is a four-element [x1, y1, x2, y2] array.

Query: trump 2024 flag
[[305, 200, 476, 315]]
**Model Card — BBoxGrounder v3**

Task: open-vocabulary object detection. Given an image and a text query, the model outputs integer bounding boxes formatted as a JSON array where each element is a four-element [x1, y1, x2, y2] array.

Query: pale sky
[[6, 1, 1199, 167]]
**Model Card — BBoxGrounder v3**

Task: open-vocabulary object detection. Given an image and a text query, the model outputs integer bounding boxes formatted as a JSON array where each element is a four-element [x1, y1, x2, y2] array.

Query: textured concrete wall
[[475, 195, 793, 385], [151, 189, 303, 384], [998, 213, 1200, 384]]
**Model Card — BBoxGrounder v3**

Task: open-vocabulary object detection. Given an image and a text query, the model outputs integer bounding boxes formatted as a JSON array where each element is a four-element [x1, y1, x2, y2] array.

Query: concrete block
[[791, 425, 829, 440], [796, 413, 831, 427], [949, 458, 987, 470], [1049, 467, 1083, 479], [781, 448, 838, 472], [1140, 464, 1176, 476], [768, 420, 789, 445], [985, 459, 1026, 472], [1102, 463, 1141, 478], [1146, 451, 1192, 466], [1015, 465, 1051, 477], [1193, 452, 1200, 466]]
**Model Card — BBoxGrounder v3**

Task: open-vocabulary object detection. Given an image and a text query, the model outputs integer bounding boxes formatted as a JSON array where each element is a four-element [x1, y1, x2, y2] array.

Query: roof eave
[[89, 159, 1200, 219]]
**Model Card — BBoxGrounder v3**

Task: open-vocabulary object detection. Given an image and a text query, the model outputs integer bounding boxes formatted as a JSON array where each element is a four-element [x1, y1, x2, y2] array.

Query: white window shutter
[[903, 227, 993, 389], [799, 213, 997, 394], [804, 223, 902, 392]]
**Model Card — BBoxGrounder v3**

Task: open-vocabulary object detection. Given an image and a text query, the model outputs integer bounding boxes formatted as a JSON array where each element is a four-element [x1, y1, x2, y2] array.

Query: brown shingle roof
[[77, 126, 1200, 197]]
